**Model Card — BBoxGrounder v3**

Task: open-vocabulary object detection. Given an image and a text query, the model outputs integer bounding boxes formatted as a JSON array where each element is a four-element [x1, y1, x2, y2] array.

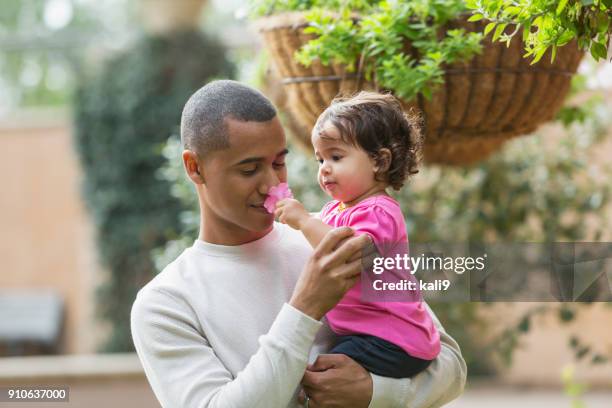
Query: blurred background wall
[[0, 110, 103, 354]]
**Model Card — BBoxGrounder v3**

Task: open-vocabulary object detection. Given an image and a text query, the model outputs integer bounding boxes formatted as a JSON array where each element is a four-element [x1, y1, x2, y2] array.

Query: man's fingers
[[360, 240, 379, 269], [297, 389, 306, 404], [301, 369, 317, 387], [309, 355, 335, 372], [332, 257, 364, 281], [309, 354, 342, 371], [334, 235, 370, 262], [312, 227, 355, 259], [325, 235, 370, 268]]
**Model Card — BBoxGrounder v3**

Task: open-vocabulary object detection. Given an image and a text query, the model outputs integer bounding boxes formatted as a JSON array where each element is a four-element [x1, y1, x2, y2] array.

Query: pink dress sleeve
[[345, 204, 402, 248], [318, 200, 335, 219]]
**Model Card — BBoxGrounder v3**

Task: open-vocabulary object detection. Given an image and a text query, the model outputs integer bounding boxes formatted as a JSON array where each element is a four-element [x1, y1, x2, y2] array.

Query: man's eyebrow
[[234, 148, 289, 166]]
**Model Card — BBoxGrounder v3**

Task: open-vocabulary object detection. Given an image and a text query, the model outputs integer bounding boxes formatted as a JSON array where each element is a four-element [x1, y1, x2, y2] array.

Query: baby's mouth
[[323, 181, 337, 188]]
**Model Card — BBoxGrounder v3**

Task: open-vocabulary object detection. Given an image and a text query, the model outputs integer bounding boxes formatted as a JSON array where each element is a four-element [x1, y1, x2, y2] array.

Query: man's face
[[198, 116, 288, 244]]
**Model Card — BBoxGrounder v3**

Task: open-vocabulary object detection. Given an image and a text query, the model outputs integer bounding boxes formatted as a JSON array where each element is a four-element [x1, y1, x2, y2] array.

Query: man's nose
[[259, 167, 281, 195]]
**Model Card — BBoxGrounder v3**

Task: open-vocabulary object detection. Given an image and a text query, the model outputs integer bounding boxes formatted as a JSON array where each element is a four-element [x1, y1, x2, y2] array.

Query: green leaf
[[522, 26, 531, 41], [575, 346, 591, 360], [556, 0, 569, 15], [559, 307, 575, 322], [591, 354, 608, 364], [493, 23, 507, 42], [465, 0, 478, 9], [531, 47, 547, 64], [484, 22, 496, 36], [468, 14, 484, 22], [518, 316, 531, 332], [569, 336, 579, 348], [504, 6, 521, 16], [590, 42, 608, 61], [580, 0, 594, 5]]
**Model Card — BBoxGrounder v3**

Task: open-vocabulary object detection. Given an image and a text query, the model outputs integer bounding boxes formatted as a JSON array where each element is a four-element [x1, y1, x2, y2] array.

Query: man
[[131, 80, 466, 407]]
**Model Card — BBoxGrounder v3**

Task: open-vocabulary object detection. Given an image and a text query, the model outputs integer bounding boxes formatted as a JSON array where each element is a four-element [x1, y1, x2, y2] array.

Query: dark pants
[[330, 335, 432, 378]]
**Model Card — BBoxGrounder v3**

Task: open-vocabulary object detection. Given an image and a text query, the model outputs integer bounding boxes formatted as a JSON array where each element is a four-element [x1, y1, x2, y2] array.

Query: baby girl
[[274, 91, 440, 378]]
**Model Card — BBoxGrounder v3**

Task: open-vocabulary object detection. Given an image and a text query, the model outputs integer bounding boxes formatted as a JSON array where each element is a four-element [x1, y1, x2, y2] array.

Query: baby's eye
[[332, 155, 342, 161], [316, 158, 323, 164], [273, 161, 286, 169]]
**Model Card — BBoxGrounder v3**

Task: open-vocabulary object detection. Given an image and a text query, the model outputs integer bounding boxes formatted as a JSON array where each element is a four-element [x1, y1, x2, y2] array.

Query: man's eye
[[240, 167, 257, 176]]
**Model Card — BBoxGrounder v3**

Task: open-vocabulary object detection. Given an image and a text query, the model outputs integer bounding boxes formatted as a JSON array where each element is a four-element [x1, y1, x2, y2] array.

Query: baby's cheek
[[316, 175, 325, 190]]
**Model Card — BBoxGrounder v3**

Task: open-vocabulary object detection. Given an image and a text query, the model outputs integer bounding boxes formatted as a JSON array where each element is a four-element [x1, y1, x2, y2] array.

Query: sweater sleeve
[[131, 287, 322, 408], [368, 303, 467, 408]]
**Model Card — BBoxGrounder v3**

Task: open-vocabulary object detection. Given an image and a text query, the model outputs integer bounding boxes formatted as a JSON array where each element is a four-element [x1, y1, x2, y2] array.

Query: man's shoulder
[[135, 245, 197, 307]]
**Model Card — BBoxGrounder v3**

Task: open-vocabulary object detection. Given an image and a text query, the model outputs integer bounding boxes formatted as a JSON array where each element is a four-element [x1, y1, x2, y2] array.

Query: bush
[[74, 30, 235, 351]]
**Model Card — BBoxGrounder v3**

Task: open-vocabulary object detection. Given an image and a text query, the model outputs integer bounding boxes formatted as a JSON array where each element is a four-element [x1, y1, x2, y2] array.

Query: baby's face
[[312, 124, 378, 204]]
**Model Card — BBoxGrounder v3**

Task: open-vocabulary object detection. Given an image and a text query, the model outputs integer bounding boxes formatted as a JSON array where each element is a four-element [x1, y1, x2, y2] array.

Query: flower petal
[[263, 183, 294, 213]]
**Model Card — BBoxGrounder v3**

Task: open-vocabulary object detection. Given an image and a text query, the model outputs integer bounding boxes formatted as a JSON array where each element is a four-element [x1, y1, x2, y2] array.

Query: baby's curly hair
[[313, 91, 424, 190]]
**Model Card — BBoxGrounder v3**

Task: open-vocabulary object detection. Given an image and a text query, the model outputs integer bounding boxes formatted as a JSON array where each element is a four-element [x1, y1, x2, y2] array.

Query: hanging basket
[[256, 12, 583, 165]]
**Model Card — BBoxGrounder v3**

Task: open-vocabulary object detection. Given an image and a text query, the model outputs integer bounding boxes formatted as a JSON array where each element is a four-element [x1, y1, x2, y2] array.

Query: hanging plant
[[251, 0, 584, 165], [466, 0, 611, 63]]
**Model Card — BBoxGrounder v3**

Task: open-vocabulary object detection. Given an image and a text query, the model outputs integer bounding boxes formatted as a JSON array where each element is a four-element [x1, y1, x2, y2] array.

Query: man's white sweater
[[131, 223, 466, 408]]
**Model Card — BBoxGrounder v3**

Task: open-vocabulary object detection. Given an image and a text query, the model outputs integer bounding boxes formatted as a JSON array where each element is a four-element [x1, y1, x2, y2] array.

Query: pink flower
[[263, 182, 293, 213]]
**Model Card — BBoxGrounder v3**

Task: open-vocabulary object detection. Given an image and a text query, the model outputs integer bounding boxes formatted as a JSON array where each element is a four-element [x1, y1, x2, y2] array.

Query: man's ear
[[373, 148, 392, 174], [182, 150, 205, 184]]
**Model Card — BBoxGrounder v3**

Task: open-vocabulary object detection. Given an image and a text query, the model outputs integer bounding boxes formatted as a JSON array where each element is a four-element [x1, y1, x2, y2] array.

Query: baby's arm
[[275, 198, 332, 248]]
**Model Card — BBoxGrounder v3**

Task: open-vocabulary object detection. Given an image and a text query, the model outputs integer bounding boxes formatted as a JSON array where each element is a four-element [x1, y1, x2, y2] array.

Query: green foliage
[[250, 0, 483, 101], [466, 0, 611, 63], [74, 31, 234, 352]]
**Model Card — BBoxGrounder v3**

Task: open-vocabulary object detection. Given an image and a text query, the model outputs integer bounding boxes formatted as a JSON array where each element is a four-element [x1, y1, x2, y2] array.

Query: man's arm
[[131, 228, 371, 407], [131, 288, 321, 408]]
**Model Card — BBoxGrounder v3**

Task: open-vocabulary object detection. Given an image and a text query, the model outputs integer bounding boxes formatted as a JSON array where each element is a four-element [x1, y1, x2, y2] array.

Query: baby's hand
[[275, 198, 310, 230]]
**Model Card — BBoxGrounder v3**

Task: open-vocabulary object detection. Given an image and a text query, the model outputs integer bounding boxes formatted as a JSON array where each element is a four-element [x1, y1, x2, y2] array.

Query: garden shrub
[[74, 30, 235, 351]]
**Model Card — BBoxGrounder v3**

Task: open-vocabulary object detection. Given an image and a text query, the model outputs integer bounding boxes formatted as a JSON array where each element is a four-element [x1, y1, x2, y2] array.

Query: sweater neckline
[[192, 223, 283, 257]]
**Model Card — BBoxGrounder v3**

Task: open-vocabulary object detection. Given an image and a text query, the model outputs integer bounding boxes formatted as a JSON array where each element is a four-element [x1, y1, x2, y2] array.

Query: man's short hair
[[180, 80, 277, 157]]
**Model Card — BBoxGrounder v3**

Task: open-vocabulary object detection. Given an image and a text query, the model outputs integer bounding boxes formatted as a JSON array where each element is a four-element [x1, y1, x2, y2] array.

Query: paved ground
[[447, 386, 612, 408], [2, 354, 611, 407]]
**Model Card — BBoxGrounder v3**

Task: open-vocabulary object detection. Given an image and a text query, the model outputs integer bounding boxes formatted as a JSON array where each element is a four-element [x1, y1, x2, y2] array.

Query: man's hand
[[275, 198, 310, 230], [298, 354, 373, 408], [289, 227, 369, 320]]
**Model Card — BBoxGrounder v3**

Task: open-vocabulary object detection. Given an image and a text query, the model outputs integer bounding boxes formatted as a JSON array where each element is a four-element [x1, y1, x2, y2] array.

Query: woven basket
[[257, 12, 583, 165]]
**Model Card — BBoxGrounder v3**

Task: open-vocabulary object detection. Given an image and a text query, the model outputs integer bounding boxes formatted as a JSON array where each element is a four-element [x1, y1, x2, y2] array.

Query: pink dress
[[320, 195, 440, 360]]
